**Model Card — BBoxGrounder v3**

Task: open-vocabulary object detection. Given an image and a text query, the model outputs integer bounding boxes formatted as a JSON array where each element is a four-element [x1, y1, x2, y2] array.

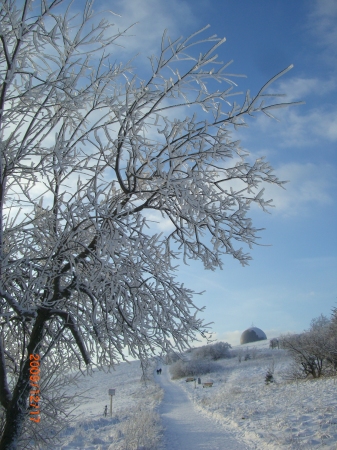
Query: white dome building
[[240, 327, 267, 345]]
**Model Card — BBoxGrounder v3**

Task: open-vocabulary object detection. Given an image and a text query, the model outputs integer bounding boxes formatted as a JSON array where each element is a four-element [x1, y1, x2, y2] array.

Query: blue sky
[[103, 0, 337, 345]]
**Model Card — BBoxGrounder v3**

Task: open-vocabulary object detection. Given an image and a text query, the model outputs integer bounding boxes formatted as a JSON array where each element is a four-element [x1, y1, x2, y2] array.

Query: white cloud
[[276, 77, 336, 103], [272, 75, 337, 145], [279, 108, 337, 145], [309, 0, 337, 46], [145, 211, 175, 233], [259, 162, 336, 217], [101, 0, 197, 61], [226, 76, 337, 159], [246, 103, 337, 148], [306, 0, 337, 65], [213, 330, 241, 346]]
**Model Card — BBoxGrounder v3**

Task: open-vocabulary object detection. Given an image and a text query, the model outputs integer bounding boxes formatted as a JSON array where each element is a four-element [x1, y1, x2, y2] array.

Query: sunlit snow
[[46, 340, 337, 449]]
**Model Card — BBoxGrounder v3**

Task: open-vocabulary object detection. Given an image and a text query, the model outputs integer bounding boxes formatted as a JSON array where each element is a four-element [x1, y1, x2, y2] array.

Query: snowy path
[[157, 367, 250, 450]]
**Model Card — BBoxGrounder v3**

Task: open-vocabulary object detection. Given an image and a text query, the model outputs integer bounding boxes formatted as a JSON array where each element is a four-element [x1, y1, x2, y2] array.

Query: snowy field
[[54, 360, 163, 449], [172, 340, 337, 449], [47, 340, 337, 449]]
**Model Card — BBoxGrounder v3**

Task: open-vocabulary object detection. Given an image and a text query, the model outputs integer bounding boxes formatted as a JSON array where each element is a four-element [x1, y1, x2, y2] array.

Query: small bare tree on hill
[[0, 0, 302, 447], [270, 338, 279, 349], [280, 314, 336, 380]]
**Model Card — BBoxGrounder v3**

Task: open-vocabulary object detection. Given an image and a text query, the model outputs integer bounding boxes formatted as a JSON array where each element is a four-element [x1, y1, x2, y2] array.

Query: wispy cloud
[[277, 108, 337, 146], [273, 74, 337, 146], [102, 0, 197, 61], [145, 211, 175, 233], [244, 103, 337, 149], [306, 0, 337, 66], [276, 77, 336, 103], [260, 162, 336, 217], [213, 330, 242, 346]]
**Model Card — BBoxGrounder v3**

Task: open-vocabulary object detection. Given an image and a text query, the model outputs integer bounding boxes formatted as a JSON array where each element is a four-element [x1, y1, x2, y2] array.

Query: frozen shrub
[[280, 314, 337, 379], [169, 359, 220, 379], [230, 348, 245, 363], [270, 338, 279, 349], [265, 361, 275, 384], [121, 405, 162, 450], [281, 333, 325, 379], [265, 370, 274, 384], [192, 342, 231, 361], [250, 346, 258, 359], [326, 308, 337, 372], [236, 348, 243, 363]]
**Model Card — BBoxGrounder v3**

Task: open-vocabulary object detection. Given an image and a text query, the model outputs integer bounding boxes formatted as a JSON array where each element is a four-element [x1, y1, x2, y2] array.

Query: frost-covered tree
[[192, 341, 231, 360], [269, 338, 279, 349], [0, 0, 302, 447], [280, 315, 335, 380]]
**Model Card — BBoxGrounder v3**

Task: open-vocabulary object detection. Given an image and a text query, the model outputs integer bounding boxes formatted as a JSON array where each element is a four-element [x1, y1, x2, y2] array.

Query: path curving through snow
[[157, 366, 251, 450]]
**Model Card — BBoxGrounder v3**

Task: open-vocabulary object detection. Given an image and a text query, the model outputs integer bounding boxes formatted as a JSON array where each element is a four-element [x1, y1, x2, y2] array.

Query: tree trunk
[[0, 312, 47, 450]]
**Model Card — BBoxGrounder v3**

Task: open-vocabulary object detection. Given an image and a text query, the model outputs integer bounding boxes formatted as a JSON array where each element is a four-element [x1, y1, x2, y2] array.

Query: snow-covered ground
[[47, 340, 337, 449], [54, 360, 163, 449], [172, 340, 337, 449]]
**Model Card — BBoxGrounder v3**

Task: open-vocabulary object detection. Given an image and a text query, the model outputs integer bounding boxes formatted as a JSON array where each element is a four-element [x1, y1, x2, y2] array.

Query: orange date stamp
[[28, 354, 40, 423]]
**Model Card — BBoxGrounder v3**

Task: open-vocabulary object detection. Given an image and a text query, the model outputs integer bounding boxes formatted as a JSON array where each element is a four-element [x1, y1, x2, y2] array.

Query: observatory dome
[[240, 327, 267, 345]]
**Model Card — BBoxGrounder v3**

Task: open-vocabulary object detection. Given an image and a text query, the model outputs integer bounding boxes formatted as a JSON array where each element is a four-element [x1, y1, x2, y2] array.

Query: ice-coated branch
[[0, 287, 36, 319], [48, 309, 90, 365]]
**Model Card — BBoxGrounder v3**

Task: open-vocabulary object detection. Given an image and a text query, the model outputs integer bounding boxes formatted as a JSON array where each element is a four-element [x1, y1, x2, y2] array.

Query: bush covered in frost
[[281, 313, 337, 380], [169, 359, 220, 379], [191, 341, 231, 361], [120, 405, 162, 450]]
